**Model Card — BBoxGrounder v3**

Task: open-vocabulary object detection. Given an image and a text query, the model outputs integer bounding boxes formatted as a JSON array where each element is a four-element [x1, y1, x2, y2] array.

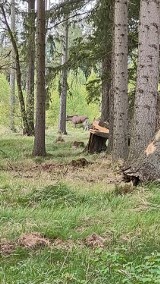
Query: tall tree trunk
[[129, 0, 160, 161], [33, 0, 46, 156], [0, 4, 30, 135], [26, 0, 36, 136], [112, 0, 129, 160], [100, 56, 111, 123], [108, 0, 115, 153], [9, 0, 16, 132], [58, 15, 69, 135]]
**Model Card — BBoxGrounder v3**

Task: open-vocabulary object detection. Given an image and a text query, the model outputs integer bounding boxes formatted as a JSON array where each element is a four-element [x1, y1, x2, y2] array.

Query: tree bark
[[112, 0, 129, 160], [9, 0, 16, 132], [123, 130, 160, 183], [33, 0, 46, 156], [26, 0, 36, 136], [58, 14, 69, 135], [0, 4, 30, 135], [128, 0, 160, 161], [86, 133, 108, 154], [100, 56, 111, 123]]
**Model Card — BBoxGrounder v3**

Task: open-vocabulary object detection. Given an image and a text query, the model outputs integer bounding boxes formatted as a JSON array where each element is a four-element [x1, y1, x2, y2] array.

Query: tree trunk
[[0, 4, 30, 135], [9, 0, 16, 132], [112, 0, 129, 160], [58, 14, 69, 135], [26, 0, 36, 136], [86, 121, 109, 153], [100, 56, 111, 123], [123, 130, 160, 183], [108, 16, 115, 153], [128, 0, 160, 161], [33, 0, 46, 156], [87, 133, 108, 154]]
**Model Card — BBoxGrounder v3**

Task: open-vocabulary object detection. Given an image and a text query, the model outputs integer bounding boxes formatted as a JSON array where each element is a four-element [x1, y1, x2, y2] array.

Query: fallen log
[[123, 130, 160, 184]]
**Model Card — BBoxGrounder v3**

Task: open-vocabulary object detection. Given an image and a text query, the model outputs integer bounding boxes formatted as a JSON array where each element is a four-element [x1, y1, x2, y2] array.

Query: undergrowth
[[0, 128, 160, 283]]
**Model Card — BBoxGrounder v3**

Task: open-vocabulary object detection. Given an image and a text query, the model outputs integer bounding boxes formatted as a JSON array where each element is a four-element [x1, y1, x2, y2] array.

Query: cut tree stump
[[86, 121, 109, 153], [123, 130, 160, 184]]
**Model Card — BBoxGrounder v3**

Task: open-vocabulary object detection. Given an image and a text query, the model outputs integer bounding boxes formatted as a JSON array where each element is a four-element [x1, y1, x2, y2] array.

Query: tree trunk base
[[86, 133, 107, 153], [123, 130, 160, 184]]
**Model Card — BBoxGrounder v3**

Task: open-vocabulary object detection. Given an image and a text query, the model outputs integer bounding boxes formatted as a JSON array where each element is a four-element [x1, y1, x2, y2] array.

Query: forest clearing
[[0, 0, 160, 283], [0, 127, 160, 283]]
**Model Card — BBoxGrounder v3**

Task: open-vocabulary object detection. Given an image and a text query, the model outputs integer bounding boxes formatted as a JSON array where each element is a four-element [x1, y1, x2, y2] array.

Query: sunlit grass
[[0, 127, 160, 283]]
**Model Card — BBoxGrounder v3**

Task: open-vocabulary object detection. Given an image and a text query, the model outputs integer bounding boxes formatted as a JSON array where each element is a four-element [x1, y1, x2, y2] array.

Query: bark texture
[[112, 0, 129, 160], [9, 0, 16, 132], [129, 0, 160, 161], [87, 133, 108, 154], [58, 16, 69, 135], [101, 56, 111, 123], [26, 0, 36, 136], [0, 4, 30, 135], [33, 0, 46, 156], [123, 130, 160, 182]]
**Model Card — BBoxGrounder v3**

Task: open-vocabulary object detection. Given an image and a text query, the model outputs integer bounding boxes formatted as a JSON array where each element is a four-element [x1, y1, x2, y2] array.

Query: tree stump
[[86, 121, 109, 153], [123, 130, 160, 184]]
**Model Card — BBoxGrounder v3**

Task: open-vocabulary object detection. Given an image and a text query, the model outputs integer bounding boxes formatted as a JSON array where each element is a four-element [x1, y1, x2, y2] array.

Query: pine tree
[[129, 0, 160, 161], [112, 0, 129, 160], [33, 0, 46, 156]]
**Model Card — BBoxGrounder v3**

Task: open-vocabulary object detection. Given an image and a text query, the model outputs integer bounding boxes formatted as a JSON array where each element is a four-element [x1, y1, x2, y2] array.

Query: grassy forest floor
[[0, 126, 160, 284]]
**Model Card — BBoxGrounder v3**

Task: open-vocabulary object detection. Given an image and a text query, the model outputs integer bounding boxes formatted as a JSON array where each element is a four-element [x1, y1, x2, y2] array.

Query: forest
[[0, 0, 160, 283]]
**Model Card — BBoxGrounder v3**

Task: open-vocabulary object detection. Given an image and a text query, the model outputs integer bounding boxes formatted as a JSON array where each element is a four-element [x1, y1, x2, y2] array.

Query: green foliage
[[91, 249, 160, 284], [0, 73, 10, 125], [86, 69, 101, 104], [18, 183, 89, 208], [47, 69, 99, 126]]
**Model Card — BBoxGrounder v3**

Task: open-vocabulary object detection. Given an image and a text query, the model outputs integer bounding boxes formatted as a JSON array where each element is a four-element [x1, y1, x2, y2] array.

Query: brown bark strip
[[0, 4, 30, 135]]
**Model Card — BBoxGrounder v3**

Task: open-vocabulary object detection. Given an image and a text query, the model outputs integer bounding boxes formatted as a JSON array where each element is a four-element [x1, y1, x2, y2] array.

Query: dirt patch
[[1, 231, 112, 256], [55, 136, 65, 143], [72, 141, 85, 148], [70, 158, 91, 168], [84, 233, 107, 248], [0, 239, 15, 255], [18, 232, 50, 249]]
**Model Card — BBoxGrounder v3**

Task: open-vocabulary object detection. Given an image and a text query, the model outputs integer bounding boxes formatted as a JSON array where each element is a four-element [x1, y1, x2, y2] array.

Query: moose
[[66, 115, 89, 130]]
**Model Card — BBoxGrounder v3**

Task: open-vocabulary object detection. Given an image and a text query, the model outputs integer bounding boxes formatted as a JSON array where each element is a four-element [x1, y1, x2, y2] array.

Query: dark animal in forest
[[66, 115, 89, 129]]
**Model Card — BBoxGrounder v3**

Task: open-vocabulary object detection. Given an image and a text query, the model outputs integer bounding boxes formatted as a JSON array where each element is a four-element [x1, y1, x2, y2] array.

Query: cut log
[[85, 121, 109, 153], [123, 130, 160, 183]]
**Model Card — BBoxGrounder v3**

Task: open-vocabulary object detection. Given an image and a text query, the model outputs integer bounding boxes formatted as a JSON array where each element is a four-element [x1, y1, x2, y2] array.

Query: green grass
[[0, 127, 160, 283]]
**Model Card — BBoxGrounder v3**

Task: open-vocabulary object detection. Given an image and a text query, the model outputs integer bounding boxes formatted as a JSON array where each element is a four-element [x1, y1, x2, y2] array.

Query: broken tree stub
[[86, 121, 109, 153], [123, 130, 160, 183]]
